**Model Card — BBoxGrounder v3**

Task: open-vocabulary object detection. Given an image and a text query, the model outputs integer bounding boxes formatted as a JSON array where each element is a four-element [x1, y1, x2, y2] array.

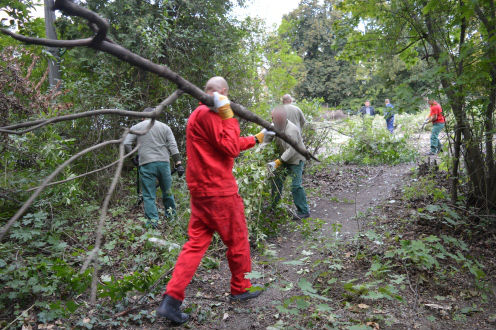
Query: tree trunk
[[44, 0, 61, 89], [451, 125, 461, 204]]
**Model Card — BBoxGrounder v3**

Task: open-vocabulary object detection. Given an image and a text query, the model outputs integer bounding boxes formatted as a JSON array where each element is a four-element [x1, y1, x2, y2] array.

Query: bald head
[[205, 76, 229, 96], [272, 105, 288, 131], [428, 99, 436, 105], [282, 94, 292, 104]]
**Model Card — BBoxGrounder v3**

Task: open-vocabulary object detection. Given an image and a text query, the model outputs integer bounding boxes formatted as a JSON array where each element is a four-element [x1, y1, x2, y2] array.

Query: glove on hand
[[175, 164, 185, 177], [212, 92, 234, 119], [255, 127, 276, 143], [267, 159, 282, 172], [421, 119, 429, 130], [132, 155, 139, 166]]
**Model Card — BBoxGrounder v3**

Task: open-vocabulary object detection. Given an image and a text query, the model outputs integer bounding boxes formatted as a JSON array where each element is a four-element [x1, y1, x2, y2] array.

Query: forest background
[[1, 0, 495, 328]]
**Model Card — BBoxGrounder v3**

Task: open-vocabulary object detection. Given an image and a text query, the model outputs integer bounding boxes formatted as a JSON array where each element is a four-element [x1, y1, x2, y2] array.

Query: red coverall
[[165, 104, 256, 301]]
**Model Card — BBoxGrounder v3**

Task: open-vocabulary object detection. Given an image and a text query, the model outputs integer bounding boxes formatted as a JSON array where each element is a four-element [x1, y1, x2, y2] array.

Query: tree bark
[[44, 0, 61, 89], [451, 125, 461, 204]]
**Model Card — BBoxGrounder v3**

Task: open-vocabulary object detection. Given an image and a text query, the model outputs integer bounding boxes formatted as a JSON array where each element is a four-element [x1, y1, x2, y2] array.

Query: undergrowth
[[328, 115, 418, 165]]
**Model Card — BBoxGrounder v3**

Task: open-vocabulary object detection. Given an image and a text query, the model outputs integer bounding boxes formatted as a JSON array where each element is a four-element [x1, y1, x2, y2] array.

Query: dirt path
[[308, 164, 411, 238], [150, 163, 413, 329]]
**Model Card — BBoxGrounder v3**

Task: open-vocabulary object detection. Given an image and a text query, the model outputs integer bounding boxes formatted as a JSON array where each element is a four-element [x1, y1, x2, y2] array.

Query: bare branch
[[54, 0, 109, 44], [25, 145, 139, 192], [89, 134, 127, 305], [0, 28, 93, 47], [0, 138, 124, 241], [1, 90, 183, 134]]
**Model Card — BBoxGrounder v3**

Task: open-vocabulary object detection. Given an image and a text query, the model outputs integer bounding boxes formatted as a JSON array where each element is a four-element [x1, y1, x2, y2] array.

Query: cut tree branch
[[0, 0, 316, 161]]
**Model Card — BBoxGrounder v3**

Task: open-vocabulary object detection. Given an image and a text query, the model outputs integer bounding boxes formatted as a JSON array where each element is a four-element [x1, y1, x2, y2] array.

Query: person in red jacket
[[423, 99, 446, 155], [156, 76, 271, 325]]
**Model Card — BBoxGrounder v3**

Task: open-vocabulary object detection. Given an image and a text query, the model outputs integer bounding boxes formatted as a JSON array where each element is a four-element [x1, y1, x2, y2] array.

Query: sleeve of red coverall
[[202, 111, 255, 158]]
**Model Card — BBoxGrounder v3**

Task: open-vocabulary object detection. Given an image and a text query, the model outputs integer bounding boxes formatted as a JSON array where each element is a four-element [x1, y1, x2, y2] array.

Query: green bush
[[330, 116, 417, 165]]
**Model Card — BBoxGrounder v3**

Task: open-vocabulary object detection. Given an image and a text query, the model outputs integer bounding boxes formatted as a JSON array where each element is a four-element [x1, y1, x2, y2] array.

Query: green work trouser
[[271, 160, 310, 216], [139, 161, 176, 220], [430, 123, 445, 153]]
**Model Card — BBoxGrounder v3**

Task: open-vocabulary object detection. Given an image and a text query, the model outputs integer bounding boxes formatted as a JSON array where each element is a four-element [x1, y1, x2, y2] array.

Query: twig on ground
[[1, 303, 35, 330]]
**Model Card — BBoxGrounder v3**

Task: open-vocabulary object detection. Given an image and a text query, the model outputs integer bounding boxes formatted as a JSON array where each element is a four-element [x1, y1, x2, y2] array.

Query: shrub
[[329, 116, 417, 165]]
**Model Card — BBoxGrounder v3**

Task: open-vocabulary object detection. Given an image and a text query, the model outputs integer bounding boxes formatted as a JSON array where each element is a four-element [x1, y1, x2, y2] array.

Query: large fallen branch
[[0, 0, 317, 161]]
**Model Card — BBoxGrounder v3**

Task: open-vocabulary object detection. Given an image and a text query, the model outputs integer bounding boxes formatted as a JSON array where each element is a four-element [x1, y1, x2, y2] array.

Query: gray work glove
[[267, 159, 281, 172]]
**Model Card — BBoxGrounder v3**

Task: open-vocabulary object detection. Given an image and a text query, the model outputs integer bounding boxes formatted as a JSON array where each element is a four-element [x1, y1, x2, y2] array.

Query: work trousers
[[386, 115, 394, 133], [165, 194, 252, 301], [271, 161, 309, 216], [430, 123, 445, 153], [139, 161, 175, 220]]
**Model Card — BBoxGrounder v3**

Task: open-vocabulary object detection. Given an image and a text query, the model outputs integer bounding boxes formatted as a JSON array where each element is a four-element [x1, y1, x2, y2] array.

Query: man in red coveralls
[[156, 77, 271, 325], [423, 99, 446, 155]]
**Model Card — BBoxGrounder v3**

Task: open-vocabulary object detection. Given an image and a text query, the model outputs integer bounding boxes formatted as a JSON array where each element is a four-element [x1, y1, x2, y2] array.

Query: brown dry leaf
[[21, 325, 33, 330], [366, 321, 380, 330], [82, 318, 91, 324], [358, 303, 370, 309]]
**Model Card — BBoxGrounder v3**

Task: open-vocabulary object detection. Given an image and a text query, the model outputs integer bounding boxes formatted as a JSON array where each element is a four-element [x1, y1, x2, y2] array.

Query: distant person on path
[[423, 99, 445, 155], [282, 94, 306, 132], [359, 100, 375, 116], [384, 99, 395, 133], [266, 105, 310, 220], [124, 107, 184, 227], [156, 77, 269, 325]]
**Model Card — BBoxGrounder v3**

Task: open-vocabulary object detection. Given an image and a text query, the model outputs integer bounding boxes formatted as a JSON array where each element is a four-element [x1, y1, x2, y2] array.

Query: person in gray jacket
[[124, 107, 184, 226], [282, 94, 306, 132], [266, 105, 310, 220]]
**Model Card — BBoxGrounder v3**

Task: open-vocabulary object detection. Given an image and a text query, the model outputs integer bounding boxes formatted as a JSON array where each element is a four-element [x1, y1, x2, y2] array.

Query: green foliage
[[0, 211, 92, 321], [329, 116, 416, 165], [338, 0, 496, 206], [281, 0, 359, 105], [264, 21, 304, 102], [233, 140, 286, 240], [298, 217, 325, 239], [384, 234, 486, 283], [99, 264, 169, 301], [402, 175, 447, 202]]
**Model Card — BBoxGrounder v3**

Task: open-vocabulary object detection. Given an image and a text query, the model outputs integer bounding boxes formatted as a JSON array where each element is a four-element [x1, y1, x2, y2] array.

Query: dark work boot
[[230, 286, 263, 302], [156, 294, 189, 325]]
